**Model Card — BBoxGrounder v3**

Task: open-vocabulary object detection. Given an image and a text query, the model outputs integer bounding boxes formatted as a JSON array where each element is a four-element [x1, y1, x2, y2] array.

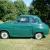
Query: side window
[[17, 17, 29, 23], [32, 18, 36, 23], [32, 18, 40, 23]]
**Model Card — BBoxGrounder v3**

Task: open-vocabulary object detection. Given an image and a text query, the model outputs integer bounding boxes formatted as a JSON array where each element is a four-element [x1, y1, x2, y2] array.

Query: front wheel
[[35, 33, 43, 40], [0, 31, 9, 39]]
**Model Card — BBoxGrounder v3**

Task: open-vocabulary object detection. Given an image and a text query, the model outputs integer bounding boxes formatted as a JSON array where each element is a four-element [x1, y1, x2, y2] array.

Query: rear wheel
[[35, 33, 43, 40], [0, 31, 9, 39]]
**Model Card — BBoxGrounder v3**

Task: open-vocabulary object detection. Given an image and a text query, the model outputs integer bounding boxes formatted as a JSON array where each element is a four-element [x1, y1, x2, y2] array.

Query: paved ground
[[0, 34, 50, 50]]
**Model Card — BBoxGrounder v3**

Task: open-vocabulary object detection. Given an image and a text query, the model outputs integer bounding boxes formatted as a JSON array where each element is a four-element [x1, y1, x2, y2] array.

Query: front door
[[14, 17, 33, 37]]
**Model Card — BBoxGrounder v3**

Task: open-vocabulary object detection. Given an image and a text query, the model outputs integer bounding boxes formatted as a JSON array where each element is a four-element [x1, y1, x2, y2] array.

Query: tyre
[[0, 31, 9, 39], [35, 33, 43, 40]]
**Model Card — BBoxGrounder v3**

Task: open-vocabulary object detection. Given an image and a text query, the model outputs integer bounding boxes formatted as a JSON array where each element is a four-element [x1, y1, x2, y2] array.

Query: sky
[[12, 0, 33, 6], [23, 0, 33, 6]]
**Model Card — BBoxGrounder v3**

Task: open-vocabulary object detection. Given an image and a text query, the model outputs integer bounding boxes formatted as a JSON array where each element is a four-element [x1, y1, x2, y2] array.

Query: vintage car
[[0, 15, 49, 39]]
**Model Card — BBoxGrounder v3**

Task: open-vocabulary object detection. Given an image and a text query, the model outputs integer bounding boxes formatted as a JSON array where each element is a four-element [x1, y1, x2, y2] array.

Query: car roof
[[20, 15, 39, 18]]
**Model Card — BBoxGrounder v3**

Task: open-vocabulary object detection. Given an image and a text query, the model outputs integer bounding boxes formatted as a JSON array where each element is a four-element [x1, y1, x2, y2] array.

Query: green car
[[0, 15, 49, 39]]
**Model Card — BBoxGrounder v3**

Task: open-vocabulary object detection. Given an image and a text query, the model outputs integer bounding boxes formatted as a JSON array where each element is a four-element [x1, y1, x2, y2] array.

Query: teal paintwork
[[0, 15, 49, 37]]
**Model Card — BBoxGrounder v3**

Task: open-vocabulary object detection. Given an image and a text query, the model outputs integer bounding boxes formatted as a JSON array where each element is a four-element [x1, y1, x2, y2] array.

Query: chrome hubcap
[[1, 32, 8, 39]]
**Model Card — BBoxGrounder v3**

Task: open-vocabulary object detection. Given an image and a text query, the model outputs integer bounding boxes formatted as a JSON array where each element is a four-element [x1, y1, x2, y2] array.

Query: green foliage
[[0, 0, 29, 21], [14, 0, 29, 15], [29, 0, 50, 22], [0, 0, 17, 21]]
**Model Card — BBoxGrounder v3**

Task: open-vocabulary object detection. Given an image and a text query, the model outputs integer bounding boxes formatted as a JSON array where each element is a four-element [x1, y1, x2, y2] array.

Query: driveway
[[0, 34, 50, 50]]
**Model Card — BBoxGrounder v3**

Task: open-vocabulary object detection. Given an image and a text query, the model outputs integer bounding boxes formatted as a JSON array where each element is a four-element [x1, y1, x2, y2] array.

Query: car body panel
[[0, 15, 49, 37], [0, 21, 33, 37]]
